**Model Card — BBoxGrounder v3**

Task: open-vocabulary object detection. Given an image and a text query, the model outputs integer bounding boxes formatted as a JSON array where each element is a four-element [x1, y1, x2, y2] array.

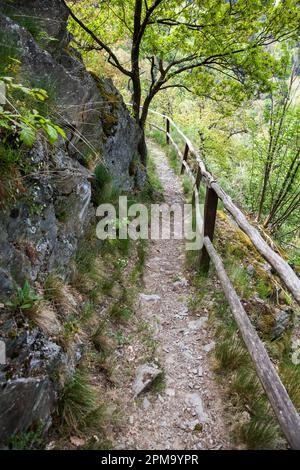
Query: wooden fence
[[147, 109, 300, 449]]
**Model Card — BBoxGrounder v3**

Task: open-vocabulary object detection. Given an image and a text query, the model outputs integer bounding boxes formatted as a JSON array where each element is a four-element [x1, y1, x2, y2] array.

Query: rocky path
[[115, 141, 230, 450]]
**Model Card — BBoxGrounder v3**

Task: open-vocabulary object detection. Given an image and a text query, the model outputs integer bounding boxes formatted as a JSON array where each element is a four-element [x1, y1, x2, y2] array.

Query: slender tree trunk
[[140, 93, 154, 128], [131, 0, 147, 164], [263, 152, 300, 227]]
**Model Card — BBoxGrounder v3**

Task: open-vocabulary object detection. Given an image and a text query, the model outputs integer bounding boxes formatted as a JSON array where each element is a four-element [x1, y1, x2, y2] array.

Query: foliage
[[148, 48, 300, 258], [5, 281, 41, 312], [245, 63, 300, 237], [7, 426, 44, 450], [67, 0, 300, 128], [92, 162, 114, 205], [0, 76, 66, 147]]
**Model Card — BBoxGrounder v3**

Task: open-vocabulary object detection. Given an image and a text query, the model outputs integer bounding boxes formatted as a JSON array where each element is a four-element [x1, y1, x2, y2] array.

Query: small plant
[[256, 278, 274, 299], [137, 239, 147, 271], [279, 361, 300, 411], [239, 415, 279, 449], [7, 426, 43, 450], [92, 322, 111, 351], [229, 265, 252, 299], [58, 369, 105, 433], [113, 257, 128, 270], [80, 300, 96, 322], [147, 155, 164, 200], [109, 329, 131, 346], [61, 319, 81, 346], [92, 163, 113, 204], [0, 76, 65, 146], [95, 163, 112, 187], [109, 303, 133, 323], [151, 369, 166, 393], [100, 278, 115, 295], [231, 366, 262, 399], [167, 146, 181, 174], [182, 175, 192, 198], [6, 281, 41, 312], [215, 332, 248, 371]]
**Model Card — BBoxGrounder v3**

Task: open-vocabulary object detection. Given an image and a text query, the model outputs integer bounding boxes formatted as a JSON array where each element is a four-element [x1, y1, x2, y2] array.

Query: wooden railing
[[147, 109, 300, 449]]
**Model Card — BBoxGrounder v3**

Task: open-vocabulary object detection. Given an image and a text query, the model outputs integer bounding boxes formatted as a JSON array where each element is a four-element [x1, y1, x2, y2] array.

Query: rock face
[[0, 0, 145, 444], [0, 0, 144, 298], [0, 378, 55, 443]]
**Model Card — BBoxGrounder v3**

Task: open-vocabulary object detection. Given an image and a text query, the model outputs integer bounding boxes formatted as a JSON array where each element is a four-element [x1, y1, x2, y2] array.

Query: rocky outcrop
[[0, 0, 144, 297], [0, 0, 145, 444], [0, 378, 55, 443]]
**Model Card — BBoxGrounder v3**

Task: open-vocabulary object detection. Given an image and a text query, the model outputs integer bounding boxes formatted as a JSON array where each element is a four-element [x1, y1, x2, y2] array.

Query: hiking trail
[[111, 141, 230, 450]]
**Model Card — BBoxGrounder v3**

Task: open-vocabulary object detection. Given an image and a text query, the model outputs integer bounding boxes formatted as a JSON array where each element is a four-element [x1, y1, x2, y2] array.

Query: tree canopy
[[66, 0, 300, 128]]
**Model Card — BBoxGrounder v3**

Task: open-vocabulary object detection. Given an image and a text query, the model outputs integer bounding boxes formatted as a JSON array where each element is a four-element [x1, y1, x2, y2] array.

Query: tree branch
[[62, 0, 132, 77]]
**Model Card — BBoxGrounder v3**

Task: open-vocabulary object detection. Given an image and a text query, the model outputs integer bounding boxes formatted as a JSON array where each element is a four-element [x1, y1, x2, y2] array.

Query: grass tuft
[[215, 334, 248, 371], [44, 273, 76, 315], [58, 369, 105, 434], [92, 163, 113, 205], [239, 416, 279, 450], [279, 361, 300, 411]]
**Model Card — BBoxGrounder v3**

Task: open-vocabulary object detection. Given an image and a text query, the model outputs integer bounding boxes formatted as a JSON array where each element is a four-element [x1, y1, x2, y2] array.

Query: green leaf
[[0, 118, 11, 129], [19, 125, 36, 146], [20, 303, 34, 310], [44, 123, 58, 144], [53, 124, 66, 139], [30, 88, 49, 101]]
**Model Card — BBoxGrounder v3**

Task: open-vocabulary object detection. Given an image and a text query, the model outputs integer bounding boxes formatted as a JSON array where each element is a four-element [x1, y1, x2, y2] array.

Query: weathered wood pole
[[192, 166, 202, 205], [166, 117, 170, 145], [181, 143, 189, 174], [199, 186, 218, 272], [204, 236, 300, 449]]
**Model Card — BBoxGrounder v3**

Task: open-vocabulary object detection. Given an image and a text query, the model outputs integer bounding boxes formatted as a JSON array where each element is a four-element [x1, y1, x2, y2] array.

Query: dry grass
[[44, 274, 77, 315], [32, 300, 62, 336]]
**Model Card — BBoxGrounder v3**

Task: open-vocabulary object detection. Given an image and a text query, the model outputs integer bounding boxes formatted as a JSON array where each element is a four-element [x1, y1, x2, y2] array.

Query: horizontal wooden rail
[[147, 110, 300, 306], [204, 236, 300, 450]]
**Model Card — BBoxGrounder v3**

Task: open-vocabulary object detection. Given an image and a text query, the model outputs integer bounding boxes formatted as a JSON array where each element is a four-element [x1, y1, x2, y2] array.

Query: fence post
[[192, 166, 202, 205], [180, 143, 189, 174], [166, 117, 170, 145], [199, 186, 218, 272]]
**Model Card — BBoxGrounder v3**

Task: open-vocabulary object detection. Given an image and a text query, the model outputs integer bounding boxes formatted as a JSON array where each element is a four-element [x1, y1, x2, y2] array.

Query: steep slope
[[0, 0, 144, 444]]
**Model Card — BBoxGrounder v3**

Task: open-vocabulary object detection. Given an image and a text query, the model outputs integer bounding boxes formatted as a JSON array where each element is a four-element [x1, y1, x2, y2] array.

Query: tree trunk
[[138, 88, 161, 165], [138, 126, 147, 166], [131, 0, 142, 122]]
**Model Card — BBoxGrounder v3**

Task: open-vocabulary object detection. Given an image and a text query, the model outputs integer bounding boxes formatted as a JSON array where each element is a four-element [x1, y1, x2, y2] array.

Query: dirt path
[[114, 140, 230, 450]]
